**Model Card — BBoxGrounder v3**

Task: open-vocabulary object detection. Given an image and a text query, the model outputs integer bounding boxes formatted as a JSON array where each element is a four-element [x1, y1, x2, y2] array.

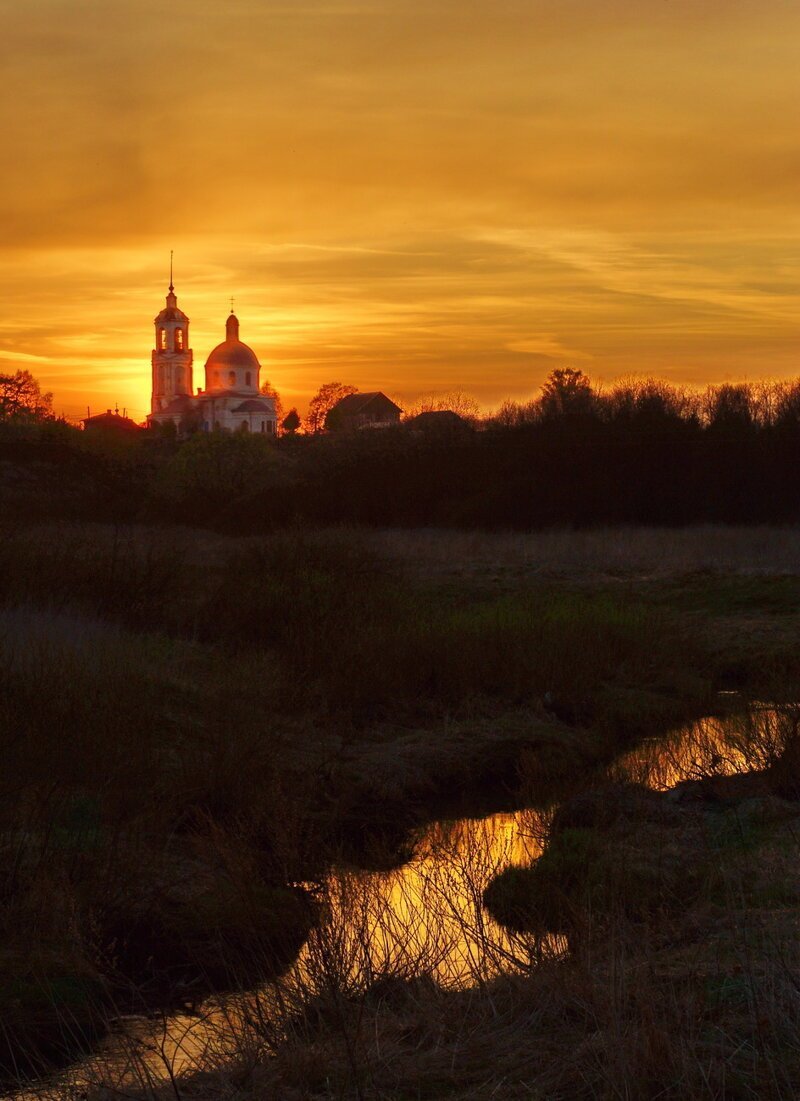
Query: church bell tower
[[150, 256, 193, 417]]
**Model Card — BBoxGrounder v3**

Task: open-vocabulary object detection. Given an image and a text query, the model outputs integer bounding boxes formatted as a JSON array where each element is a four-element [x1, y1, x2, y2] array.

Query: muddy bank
[[0, 843, 316, 1083]]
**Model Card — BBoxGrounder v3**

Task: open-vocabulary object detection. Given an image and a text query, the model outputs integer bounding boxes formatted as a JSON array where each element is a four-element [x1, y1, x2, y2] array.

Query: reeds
[[0, 524, 693, 724], [66, 751, 800, 1100], [1, 520, 797, 1093]]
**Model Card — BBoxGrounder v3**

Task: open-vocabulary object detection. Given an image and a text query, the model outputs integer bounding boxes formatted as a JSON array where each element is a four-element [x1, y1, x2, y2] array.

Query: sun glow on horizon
[[2, 1, 799, 421]]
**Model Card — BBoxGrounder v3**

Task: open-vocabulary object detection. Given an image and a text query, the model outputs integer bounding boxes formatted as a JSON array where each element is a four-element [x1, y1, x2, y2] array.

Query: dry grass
[[70, 786, 800, 1101], [4, 521, 800, 1095], [16, 708, 800, 1099], [369, 524, 800, 582], [10, 521, 800, 589], [0, 522, 701, 726]]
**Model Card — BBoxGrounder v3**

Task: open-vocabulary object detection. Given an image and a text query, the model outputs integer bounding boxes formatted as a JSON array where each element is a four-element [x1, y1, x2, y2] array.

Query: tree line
[[5, 366, 800, 528]]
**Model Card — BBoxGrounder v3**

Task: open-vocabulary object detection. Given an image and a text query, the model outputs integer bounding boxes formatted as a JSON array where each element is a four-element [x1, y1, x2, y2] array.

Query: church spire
[[166, 251, 177, 308]]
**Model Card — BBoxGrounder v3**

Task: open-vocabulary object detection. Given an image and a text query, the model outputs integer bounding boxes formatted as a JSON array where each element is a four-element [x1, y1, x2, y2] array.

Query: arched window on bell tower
[[175, 328, 185, 352], [159, 328, 167, 350]]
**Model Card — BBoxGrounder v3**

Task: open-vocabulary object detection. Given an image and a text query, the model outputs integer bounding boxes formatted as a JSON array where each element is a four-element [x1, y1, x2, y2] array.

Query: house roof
[[231, 398, 275, 414], [83, 410, 140, 432], [407, 410, 471, 430], [331, 392, 402, 417]]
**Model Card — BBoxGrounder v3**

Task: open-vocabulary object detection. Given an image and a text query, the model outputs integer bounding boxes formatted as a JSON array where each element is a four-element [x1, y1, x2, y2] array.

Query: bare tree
[[404, 391, 481, 423], [491, 398, 539, 428], [605, 377, 700, 425], [703, 382, 756, 433], [306, 382, 357, 434]]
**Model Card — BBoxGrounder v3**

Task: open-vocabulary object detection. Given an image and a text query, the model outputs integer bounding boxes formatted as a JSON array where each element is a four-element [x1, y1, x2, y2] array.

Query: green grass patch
[[661, 572, 800, 616]]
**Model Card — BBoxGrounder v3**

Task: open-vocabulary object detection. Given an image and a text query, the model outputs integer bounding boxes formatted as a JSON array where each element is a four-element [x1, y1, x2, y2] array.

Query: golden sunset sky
[[1, 0, 798, 421]]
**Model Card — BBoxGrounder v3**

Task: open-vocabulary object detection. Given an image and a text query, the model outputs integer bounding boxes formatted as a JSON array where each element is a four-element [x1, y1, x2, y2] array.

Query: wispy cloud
[[0, 0, 798, 413]]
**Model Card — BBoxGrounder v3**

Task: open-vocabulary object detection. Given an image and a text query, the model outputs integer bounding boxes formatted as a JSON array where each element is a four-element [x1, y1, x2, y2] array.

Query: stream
[[35, 705, 790, 1096]]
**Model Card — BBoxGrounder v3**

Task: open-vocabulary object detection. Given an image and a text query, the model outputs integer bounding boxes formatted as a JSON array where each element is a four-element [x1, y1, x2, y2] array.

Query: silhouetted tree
[[705, 383, 756, 434], [491, 398, 539, 428], [539, 368, 596, 420], [11, 365, 800, 531], [605, 378, 700, 428], [306, 382, 357, 434], [282, 408, 301, 435], [154, 431, 284, 521], [0, 370, 53, 421], [773, 381, 800, 434]]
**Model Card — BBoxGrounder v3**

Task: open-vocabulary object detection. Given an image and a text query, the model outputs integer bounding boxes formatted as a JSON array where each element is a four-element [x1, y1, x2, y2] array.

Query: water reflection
[[614, 706, 793, 790], [38, 705, 797, 1093], [300, 810, 552, 993], [65, 811, 557, 1089]]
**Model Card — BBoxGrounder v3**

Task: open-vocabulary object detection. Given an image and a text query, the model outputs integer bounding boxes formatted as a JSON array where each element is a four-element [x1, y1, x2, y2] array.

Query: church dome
[[203, 312, 260, 394], [204, 340, 260, 371]]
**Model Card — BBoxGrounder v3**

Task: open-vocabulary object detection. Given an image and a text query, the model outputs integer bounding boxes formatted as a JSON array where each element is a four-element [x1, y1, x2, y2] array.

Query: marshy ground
[[3, 523, 800, 1098]]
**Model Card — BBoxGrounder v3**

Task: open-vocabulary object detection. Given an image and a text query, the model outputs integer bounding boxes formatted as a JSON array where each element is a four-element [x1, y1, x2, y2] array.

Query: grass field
[[3, 521, 800, 1095], [371, 524, 800, 580]]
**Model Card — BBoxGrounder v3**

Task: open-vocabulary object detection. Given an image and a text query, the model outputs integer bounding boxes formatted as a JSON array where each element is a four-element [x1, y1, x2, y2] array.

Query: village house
[[405, 410, 473, 435], [326, 391, 402, 432], [83, 408, 140, 434]]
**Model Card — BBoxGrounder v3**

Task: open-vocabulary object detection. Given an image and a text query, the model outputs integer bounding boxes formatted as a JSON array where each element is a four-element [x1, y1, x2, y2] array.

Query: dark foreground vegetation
[[1, 512, 800, 1097], [4, 374, 800, 1096], [0, 524, 707, 1069], [250, 722, 800, 1101], [7, 371, 800, 531]]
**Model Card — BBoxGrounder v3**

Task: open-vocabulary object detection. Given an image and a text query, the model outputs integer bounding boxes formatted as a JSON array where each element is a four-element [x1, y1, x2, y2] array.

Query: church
[[148, 276, 278, 434]]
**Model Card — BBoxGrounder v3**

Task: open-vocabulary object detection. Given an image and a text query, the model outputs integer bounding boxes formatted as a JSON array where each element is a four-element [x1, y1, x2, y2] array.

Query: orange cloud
[[1, 0, 798, 419]]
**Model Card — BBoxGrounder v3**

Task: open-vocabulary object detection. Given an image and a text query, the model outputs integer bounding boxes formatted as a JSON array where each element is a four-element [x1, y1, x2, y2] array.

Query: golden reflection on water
[[39, 706, 794, 1093], [300, 809, 552, 992], [56, 810, 556, 1090], [614, 706, 788, 791]]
